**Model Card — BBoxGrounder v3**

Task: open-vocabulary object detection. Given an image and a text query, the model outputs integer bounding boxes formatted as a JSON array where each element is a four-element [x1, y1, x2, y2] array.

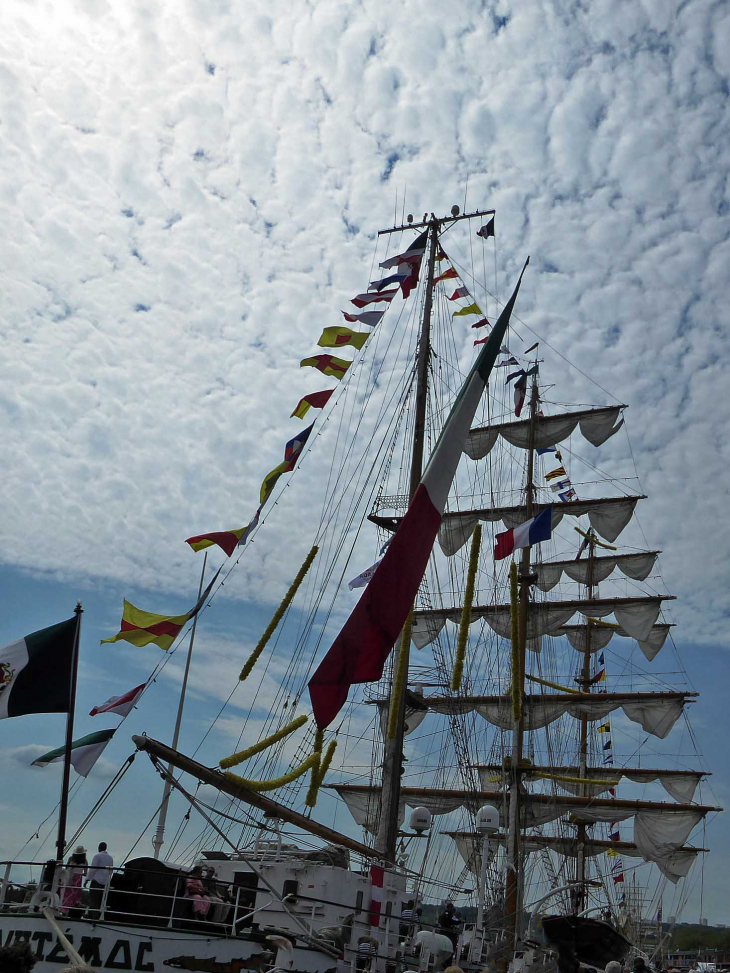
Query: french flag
[[494, 506, 553, 561], [308, 259, 530, 728]]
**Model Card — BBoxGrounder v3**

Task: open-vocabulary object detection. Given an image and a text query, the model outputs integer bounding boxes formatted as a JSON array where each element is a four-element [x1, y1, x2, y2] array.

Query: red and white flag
[[90, 683, 146, 718], [379, 230, 428, 270], [351, 290, 398, 308], [368, 865, 384, 927], [308, 259, 530, 728], [447, 286, 470, 301]]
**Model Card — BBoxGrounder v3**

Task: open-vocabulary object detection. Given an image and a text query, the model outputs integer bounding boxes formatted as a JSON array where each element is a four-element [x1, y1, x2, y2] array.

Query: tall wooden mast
[[374, 206, 494, 862], [575, 534, 596, 910], [504, 372, 540, 949]]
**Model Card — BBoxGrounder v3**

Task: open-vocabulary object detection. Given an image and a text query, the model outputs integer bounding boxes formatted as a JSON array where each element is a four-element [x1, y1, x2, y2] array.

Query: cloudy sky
[[1, 0, 729, 924]]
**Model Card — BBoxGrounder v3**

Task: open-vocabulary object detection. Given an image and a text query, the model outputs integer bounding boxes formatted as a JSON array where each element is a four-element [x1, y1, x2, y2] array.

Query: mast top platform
[[378, 208, 495, 235]]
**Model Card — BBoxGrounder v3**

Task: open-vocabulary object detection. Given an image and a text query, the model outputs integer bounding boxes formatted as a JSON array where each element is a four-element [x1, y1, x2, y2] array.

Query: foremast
[[376, 216, 438, 859], [504, 371, 540, 949]]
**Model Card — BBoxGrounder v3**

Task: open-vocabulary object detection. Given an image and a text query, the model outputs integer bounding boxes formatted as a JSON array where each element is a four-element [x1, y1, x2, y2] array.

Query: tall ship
[[0, 206, 719, 973]]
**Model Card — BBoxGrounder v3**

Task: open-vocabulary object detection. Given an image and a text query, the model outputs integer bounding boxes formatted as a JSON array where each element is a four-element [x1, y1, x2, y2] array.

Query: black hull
[[541, 915, 632, 969]]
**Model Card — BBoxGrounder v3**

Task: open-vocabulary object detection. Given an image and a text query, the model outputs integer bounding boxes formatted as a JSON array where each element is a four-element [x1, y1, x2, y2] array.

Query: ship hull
[[541, 914, 632, 968], [0, 912, 339, 973]]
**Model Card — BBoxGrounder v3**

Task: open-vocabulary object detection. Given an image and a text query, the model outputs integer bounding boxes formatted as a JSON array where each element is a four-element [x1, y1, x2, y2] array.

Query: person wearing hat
[[61, 846, 88, 917]]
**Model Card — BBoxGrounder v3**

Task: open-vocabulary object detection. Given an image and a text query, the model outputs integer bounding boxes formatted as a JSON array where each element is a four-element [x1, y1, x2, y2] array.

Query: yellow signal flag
[[452, 302, 482, 318], [317, 327, 369, 350], [101, 601, 191, 651]]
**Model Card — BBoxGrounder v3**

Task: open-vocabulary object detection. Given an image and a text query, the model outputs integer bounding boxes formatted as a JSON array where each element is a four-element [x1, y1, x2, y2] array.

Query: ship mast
[[504, 372, 540, 949], [575, 534, 596, 910], [375, 206, 495, 862]]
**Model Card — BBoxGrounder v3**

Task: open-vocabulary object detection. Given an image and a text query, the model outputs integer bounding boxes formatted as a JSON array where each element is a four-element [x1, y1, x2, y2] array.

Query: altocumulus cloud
[[0, 0, 728, 650]]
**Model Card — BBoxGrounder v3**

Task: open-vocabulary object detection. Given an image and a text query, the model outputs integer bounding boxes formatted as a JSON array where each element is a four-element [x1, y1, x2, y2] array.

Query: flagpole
[[152, 552, 207, 860], [56, 602, 83, 864]]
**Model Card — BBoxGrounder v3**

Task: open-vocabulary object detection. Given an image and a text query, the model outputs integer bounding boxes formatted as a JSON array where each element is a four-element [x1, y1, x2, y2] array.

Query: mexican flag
[[32, 728, 116, 777], [0, 618, 77, 720]]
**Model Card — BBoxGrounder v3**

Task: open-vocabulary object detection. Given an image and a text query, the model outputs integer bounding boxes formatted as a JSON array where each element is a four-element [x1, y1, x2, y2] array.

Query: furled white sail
[[330, 784, 710, 882], [557, 623, 673, 662], [464, 406, 625, 460], [410, 596, 671, 649], [535, 552, 659, 591], [435, 497, 642, 556], [376, 691, 691, 740], [448, 831, 701, 866], [475, 765, 704, 802]]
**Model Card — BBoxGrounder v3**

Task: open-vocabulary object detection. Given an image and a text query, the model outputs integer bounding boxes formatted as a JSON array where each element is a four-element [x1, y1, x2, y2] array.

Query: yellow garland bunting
[[535, 771, 621, 788], [587, 616, 621, 629], [304, 728, 326, 808], [317, 740, 337, 785], [386, 609, 414, 740], [451, 525, 481, 692], [219, 714, 309, 769], [224, 751, 320, 793], [306, 740, 338, 808], [484, 770, 620, 788], [525, 673, 580, 694], [240, 546, 319, 680], [574, 526, 617, 551], [510, 561, 521, 722]]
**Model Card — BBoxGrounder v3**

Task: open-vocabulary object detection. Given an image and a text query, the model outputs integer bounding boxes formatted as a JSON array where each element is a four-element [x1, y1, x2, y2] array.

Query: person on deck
[[185, 865, 211, 918], [85, 841, 113, 919], [356, 935, 378, 972], [400, 899, 416, 938], [438, 902, 462, 952], [61, 846, 87, 917], [203, 866, 229, 923]]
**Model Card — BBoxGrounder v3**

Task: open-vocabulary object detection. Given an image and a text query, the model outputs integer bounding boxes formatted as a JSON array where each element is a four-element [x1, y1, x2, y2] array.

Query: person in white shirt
[[85, 842, 113, 918]]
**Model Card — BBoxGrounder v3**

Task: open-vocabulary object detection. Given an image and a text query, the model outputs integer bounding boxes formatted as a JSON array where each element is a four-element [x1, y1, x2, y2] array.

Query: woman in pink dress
[[185, 866, 210, 918], [62, 846, 88, 916]]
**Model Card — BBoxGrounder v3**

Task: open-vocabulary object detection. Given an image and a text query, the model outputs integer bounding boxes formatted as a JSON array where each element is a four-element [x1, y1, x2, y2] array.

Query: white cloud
[[2, 0, 729, 920]]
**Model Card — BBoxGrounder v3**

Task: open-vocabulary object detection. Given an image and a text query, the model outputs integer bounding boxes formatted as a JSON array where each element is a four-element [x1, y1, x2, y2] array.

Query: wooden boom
[[132, 734, 388, 862]]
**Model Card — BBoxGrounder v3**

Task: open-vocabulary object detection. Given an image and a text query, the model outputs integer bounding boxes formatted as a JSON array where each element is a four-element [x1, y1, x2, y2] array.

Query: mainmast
[[375, 206, 495, 862], [504, 372, 540, 948]]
